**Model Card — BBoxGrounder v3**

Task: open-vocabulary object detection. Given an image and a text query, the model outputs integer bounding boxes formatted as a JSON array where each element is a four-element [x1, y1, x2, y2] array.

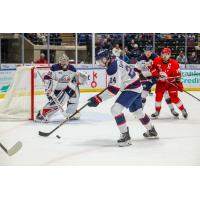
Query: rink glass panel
[[155, 33, 186, 61], [49, 33, 76, 64], [0, 33, 22, 64], [77, 33, 92, 64]]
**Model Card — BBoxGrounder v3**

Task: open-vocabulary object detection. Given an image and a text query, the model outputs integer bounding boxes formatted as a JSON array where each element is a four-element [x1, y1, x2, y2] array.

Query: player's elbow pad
[[107, 85, 120, 95]]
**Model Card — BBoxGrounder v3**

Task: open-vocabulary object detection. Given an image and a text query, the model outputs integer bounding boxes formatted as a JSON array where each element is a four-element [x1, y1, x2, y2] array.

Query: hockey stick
[[38, 88, 107, 137], [167, 81, 200, 102], [0, 141, 22, 156]]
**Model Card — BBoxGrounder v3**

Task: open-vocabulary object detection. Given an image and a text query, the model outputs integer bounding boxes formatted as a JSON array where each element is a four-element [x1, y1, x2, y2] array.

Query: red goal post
[[31, 66, 49, 120]]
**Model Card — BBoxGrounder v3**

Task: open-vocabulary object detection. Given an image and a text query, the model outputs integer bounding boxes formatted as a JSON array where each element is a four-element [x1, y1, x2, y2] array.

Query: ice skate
[[35, 111, 48, 123], [143, 126, 158, 138], [182, 109, 188, 119], [151, 111, 160, 119], [117, 128, 132, 147], [170, 109, 179, 118]]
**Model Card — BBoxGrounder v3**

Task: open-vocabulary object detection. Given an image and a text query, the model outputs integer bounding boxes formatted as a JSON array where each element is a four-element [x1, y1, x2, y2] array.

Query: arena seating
[[24, 33, 199, 64]]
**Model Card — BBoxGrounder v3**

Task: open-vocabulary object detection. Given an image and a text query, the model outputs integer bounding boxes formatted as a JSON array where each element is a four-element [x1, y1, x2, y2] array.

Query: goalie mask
[[95, 49, 111, 67], [59, 54, 69, 70]]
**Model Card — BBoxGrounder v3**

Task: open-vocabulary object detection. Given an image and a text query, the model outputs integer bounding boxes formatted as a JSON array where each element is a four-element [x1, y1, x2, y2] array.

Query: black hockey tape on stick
[[167, 81, 200, 102], [38, 88, 108, 137], [0, 141, 22, 156]]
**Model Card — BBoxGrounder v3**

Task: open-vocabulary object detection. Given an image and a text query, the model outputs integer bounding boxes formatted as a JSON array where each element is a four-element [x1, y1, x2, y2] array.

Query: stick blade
[[39, 131, 50, 137], [7, 141, 22, 156]]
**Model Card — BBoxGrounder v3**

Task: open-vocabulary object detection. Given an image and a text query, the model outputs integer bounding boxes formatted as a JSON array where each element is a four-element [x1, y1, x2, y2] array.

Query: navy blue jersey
[[137, 53, 157, 62], [51, 64, 76, 72]]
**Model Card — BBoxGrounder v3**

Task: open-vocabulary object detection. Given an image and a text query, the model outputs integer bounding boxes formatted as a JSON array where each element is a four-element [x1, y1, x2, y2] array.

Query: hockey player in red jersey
[[150, 48, 188, 119]]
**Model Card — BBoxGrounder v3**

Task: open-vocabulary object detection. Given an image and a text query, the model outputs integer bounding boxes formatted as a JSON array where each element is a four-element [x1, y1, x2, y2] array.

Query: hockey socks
[[114, 113, 128, 134], [139, 114, 152, 130]]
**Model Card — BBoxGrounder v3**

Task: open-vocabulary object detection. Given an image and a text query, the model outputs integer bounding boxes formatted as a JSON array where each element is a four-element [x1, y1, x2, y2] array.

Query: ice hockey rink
[[0, 91, 200, 166]]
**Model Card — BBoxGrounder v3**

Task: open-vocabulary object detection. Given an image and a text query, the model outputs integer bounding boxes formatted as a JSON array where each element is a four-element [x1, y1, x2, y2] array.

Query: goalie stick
[[0, 141, 22, 156], [39, 88, 107, 137]]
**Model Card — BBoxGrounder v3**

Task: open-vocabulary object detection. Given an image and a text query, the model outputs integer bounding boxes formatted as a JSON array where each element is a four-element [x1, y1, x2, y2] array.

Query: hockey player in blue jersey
[[88, 49, 158, 147], [135, 45, 179, 118]]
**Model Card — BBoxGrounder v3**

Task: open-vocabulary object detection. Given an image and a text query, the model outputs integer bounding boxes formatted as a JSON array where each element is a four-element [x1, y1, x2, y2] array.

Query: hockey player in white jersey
[[88, 49, 158, 147], [36, 55, 87, 122]]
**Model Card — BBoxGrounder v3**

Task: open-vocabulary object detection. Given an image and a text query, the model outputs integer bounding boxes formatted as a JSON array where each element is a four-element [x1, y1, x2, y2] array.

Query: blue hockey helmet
[[144, 45, 153, 52], [95, 49, 111, 61]]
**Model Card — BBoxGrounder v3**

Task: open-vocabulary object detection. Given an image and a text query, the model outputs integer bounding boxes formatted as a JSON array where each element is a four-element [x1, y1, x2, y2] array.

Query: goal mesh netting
[[0, 66, 49, 120]]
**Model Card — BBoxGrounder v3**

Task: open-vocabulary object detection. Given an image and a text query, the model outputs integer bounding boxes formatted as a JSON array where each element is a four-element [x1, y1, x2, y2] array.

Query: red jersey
[[150, 56, 181, 83], [36, 58, 48, 64]]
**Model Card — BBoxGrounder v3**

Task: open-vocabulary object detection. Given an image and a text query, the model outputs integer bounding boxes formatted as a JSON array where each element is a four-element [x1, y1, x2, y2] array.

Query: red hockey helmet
[[161, 48, 171, 55]]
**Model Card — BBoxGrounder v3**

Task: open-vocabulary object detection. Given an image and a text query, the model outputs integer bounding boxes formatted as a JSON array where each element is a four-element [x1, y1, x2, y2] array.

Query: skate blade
[[144, 136, 159, 139], [151, 117, 158, 120], [118, 140, 132, 147], [173, 116, 179, 119], [34, 119, 48, 123]]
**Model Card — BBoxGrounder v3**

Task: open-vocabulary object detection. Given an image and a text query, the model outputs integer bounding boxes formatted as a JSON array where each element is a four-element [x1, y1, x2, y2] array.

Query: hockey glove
[[176, 82, 184, 92], [88, 96, 102, 107], [159, 72, 168, 82]]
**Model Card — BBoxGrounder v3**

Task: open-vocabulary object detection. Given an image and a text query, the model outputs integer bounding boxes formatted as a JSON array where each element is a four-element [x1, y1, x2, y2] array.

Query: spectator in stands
[[130, 44, 141, 63], [25, 33, 38, 44], [35, 53, 48, 64], [128, 39, 135, 51], [102, 38, 112, 50], [120, 50, 130, 64], [176, 51, 187, 64], [37, 33, 47, 45], [188, 51, 199, 64], [112, 44, 122, 58], [124, 46, 132, 59]]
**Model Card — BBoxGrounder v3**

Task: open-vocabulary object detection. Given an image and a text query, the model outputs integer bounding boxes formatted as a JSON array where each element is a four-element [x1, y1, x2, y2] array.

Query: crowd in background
[[95, 33, 199, 65], [25, 33, 61, 45], [24, 33, 200, 65]]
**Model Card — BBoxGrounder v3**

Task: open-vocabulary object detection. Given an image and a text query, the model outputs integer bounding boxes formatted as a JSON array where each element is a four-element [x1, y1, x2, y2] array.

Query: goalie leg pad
[[65, 86, 75, 98], [40, 91, 69, 120], [66, 87, 80, 119]]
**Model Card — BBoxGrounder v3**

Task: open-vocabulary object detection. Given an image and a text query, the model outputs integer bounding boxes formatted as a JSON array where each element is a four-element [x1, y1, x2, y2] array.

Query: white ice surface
[[0, 92, 200, 165]]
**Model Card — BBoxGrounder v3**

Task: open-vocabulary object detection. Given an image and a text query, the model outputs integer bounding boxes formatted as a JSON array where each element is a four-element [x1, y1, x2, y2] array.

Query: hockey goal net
[[0, 66, 49, 120]]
